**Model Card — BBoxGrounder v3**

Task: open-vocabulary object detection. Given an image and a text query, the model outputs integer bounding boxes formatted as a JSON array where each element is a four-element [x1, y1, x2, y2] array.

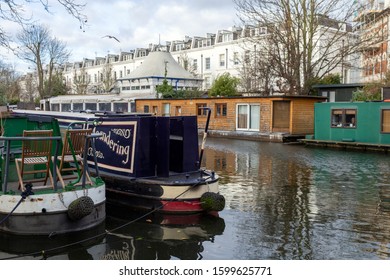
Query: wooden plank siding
[[135, 96, 325, 141]]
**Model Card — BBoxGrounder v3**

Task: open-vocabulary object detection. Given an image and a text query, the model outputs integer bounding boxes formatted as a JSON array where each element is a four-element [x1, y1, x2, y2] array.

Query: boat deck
[[1, 173, 96, 194]]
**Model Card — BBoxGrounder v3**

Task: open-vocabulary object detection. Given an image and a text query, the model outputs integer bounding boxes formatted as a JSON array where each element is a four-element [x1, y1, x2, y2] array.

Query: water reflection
[[101, 211, 225, 260], [1, 138, 390, 260], [203, 138, 390, 259], [0, 223, 106, 260]]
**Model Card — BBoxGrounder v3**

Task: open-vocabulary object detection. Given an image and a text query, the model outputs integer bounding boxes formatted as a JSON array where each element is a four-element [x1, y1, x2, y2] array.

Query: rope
[[0, 175, 211, 260], [0, 184, 34, 226]]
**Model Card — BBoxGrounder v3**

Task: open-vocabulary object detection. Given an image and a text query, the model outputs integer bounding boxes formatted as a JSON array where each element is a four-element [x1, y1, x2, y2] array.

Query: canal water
[[1, 138, 390, 260]]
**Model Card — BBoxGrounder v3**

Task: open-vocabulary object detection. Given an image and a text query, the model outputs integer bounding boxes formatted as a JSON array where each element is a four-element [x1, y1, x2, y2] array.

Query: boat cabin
[[312, 101, 390, 145]]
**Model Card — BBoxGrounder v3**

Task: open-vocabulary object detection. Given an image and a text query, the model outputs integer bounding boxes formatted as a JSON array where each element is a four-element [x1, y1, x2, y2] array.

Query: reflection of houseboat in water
[[0, 223, 106, 260], [13, 109, 225, 215], [101, 211, 225, 260]]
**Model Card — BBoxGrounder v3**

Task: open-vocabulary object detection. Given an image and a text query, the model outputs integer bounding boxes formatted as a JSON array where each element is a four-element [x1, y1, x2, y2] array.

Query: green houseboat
[[301, 101, 390, 151]]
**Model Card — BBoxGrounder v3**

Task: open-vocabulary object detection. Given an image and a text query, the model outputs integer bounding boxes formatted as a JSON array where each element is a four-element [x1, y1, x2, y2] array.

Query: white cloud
[[1, 0, 238, 72]]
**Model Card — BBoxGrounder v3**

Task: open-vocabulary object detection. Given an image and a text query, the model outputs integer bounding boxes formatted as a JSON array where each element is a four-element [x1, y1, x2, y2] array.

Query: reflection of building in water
[[203, 139, 317, 259]]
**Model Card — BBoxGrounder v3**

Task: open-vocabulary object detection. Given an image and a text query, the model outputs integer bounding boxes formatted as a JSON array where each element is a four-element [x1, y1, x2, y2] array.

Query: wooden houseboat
[[135, 95, 326, 142]]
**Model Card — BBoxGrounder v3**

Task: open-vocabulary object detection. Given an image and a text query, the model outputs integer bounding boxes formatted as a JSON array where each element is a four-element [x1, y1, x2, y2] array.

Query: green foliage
[[156, 79, 174, 98], [317, 73, 341, 85], [44, 73, 68, 96], [352, 83, 382, 101], [209, 72, 240, 97], [176, 89, 203, 99]]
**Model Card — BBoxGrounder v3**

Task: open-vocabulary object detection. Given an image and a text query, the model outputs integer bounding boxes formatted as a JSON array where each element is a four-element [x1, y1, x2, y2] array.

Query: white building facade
[[54, 21, 361, 98]]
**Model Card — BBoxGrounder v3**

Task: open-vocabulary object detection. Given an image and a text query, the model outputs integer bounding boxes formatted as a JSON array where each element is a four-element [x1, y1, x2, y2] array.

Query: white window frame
[[236, 103, 260, 131]]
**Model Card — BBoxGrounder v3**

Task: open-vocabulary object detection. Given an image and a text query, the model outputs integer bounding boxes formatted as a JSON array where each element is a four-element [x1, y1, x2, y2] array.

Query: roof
[[312, 83, 365, 89], [123, 51, 201, 81]]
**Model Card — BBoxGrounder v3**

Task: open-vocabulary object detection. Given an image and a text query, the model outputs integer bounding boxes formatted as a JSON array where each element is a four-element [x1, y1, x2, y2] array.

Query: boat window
[[99, 103, 111, 111], [381, 109, 390, 133], [114, 102, 128, 112], [73, 103, 83, 111], [175, 106, 182, 116], [85, 103, 97, 111], [215, 103, 227, 117], [196, 103, 207, 116], [331, 109, 356, 128], [236, 104, 260, 131], [163, 103, 170, 116], [61, 103, 71, 112], [51, 103, 60, 112]]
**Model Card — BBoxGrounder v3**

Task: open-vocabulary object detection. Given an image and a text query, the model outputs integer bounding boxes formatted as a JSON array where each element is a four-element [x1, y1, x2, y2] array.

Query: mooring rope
[[0, 184, 34, 226], [0, 175, 212, 260]]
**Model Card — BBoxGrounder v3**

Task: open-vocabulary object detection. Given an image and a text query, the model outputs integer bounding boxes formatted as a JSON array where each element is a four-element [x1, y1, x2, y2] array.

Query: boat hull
[[102, 171, 220, 214], [0, 186, 106, 235]]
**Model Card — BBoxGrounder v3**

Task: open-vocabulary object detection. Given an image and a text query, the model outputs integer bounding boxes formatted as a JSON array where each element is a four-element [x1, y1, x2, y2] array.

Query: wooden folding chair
[[55, 128, 93, 187], [15, 130, 54, 191]]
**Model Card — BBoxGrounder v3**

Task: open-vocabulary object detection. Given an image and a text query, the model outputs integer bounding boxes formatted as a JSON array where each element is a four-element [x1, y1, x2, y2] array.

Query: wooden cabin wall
[[135, 96, 323, 137]]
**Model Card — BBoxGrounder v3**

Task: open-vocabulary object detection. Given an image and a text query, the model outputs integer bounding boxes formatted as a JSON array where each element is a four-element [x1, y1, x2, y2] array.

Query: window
[[215, 103, 227, 117], [382, 109, 390, 133], [51, 104, 60, 112], [234, 52, 240, 65], [331, 109, 356, 128], [197, 103, 208, 116], [152, 106, 158, 115], [61, 103, 71, 112], [193, 59, 198, 70], [144, 105, 149, 113], [237, 104, 260, 131], [175, 106, 182, 116], [219, 54, 225, 67], [204, 76, 211, 89], [99, 103, 111, 111], [222, 33, 232, 42], [113, 103, 128, 112], [73, 103, 83, 111], [85, 103, 97, 111], [205, 57, 211, 70], [163, 103, 170, 116]]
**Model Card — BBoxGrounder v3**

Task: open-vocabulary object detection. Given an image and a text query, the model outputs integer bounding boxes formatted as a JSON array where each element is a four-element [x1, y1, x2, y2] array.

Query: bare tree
[[102, 62, 116, 93], [72, 67, 89, 95], [16, 24, 70, 98], [238, 46, 276, 94], [0, 63, 21, 104], [178, 52, 198, 76], [22, 73, 36, 102], [234, 0, 360, 95], [46, 38, 71, 96], [0, 0, 87, 47]]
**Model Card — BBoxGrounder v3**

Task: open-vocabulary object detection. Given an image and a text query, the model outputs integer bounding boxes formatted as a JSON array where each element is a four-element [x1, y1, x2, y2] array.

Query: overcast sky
[[1, 0, 240, 73]]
